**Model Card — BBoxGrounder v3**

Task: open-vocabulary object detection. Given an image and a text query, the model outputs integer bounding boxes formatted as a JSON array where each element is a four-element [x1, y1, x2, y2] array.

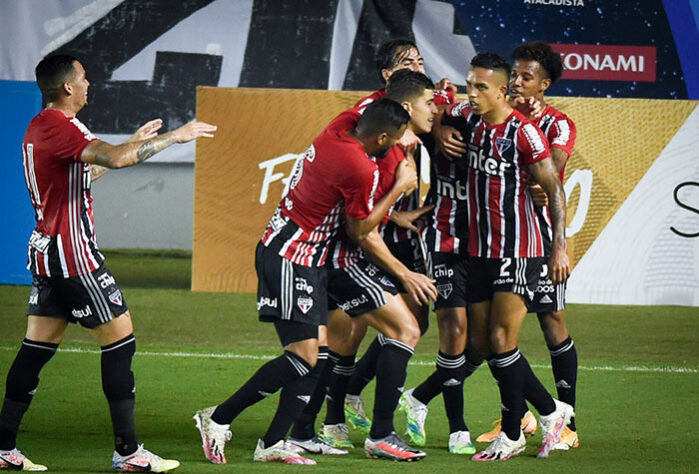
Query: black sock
[[489, 349, 527, 441], [463, 347, 483, 380], [550, 337, 577, 430], [0, 339, 57, 450], [101, 335, 138, 456], [262, 355, 316, 447], [436, 352, 469, 433], [346, 334, 384, 396], [324, 353, 355, 425], [412, 369, 441, 405], [290, 347, 330, 440], [369, 338, 413, 439], [521, 353, 555, 416], [213, 351, 311, 425]]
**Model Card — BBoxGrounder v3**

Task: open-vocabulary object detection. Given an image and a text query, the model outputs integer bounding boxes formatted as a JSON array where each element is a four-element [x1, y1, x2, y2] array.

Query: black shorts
[[256, 242, 328, 327], [429, 252, 469, 310], [274, 320, 319, 346], [384, 239, 426, 294], [528, 263, 566, 313], [27, 266, 128, 329], [327, 259, 399, 317], [465, 256, 544, 304]]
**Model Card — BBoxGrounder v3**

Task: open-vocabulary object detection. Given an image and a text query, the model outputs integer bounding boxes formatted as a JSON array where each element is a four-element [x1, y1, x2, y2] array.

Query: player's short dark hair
[[470, 52, 511, 81], [35, 54, 79, 102], [357, 98, 411, 136], [385, 69, 433, 103], [375, 38, 418, 81], [512, 41, 563, 83]]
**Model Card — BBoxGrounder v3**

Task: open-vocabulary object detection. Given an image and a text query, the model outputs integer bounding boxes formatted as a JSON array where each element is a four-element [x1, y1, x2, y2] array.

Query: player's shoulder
[[355, 88, 386, 108], [543, 103, 576, 127]]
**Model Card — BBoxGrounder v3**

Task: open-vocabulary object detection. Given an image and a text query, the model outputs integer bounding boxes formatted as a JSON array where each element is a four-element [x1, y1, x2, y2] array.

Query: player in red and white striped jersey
[[450, 53, 572, 462], [2, 54, 215, 472]]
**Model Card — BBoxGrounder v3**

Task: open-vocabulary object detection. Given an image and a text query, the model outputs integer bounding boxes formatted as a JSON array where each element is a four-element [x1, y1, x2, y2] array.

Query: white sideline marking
[[0, 345, 696, 374]]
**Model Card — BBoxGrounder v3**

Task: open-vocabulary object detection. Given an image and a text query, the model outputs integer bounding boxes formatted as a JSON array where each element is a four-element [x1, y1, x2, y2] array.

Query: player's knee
[[396, 319, 421, 347], [489, 327, 509, 353], [100, 334, 136, 401]]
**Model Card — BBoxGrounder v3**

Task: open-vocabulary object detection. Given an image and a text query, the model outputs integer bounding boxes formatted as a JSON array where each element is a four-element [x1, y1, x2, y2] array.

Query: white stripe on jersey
[[57, 234, 70, 277], [279, 227, 304, 261], [42, 248, 50, 277], [512, 130, 522, 257], [552, 120, 571, 147], [23, 144, 44, 222], [344, 264, 385, 309], [483, 128, 494, 256], [281, 258, 293, 320]]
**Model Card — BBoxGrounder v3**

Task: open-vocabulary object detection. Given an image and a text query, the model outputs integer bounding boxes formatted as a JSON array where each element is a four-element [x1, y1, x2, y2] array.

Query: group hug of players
[[193, 39, 579, 465], [1, 39, 577, 473]]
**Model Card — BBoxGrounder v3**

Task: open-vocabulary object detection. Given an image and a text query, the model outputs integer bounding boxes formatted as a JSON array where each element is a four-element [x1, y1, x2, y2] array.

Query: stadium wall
[[192, 87, 699, 306]]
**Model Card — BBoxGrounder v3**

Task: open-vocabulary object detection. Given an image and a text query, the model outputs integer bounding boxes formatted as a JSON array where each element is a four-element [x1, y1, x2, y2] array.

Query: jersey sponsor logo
[[69, 117, 97, 141], [364, 264, 380, 277], [257, 296, 278, 310], [522, 124, 547, 156], [467, 146, 512, 177], [108, 289, 123, 306], [295, 277, 314, 294], [28, 230, 50, 253], [433, 264, 454, 280], [284, 196, 293, 210], [297, 295, 313, 314], [435, 177, 468, 200], [536, 284, 555, 293], [493, 277, 514, 285], [28, 289, 38, 305], [339, 294, 368, 312], [495, 137, 512, 155], [437, 283, 453, 299], [71, 305, 92, 319], [98, 272, 116, 288], [269, 208, 287, 232]]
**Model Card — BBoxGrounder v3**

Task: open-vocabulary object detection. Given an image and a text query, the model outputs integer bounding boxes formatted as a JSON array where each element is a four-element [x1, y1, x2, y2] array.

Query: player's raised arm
[[81, 121, 216, 169]]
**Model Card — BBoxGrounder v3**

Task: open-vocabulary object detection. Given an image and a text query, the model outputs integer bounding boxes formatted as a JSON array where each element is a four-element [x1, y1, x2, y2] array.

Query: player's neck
[[482, 101, 513, 125], [45, 101, 80, 118]]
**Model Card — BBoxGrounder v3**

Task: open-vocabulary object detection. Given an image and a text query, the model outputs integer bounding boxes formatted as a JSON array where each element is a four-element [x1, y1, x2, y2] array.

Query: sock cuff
[[493, 348, 521, 368], [284, 350, 312, 377], [317, 346, 329, 361], [327, 350, 340, 364], [22, 338, 58, 352], [381, 337, 414, 355], [436, 351, 465, 369], [101, 334, 135, 353], [549, 337, 574, 357]]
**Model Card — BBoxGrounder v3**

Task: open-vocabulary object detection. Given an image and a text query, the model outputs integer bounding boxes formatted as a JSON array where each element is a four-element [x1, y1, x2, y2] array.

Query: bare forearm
[[530, 158, 567, 248], [358, 230, 409, 279], [550, 148, 570, 174], [85, 132, 177, 169], [351, 186, 404, 241]]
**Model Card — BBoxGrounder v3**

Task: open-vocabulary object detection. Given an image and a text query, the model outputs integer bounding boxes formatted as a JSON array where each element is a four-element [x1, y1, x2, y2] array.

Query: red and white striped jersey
[[261, 110, 379, 267], [446, 103, 552, 258], [22, 109, 102, 278], [533, 104, 577, 254]]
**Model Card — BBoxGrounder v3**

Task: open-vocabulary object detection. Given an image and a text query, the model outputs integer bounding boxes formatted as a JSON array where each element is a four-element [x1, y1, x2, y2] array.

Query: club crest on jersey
[[380, 276, 395, 288], [437, 283, 453, 299], [495, 137, 512, 155], [297, 296, 313, 314], [109, 290, 123, 306]]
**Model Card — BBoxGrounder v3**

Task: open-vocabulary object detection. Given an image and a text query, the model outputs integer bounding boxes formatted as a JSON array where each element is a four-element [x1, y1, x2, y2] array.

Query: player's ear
[[540, 77, 552, 94], [499, 82, 509, 98], [401, 101, 413, 115], [63, 81, 73, 96], [381, 68, 392, 83], [376, 131, 390, 146]]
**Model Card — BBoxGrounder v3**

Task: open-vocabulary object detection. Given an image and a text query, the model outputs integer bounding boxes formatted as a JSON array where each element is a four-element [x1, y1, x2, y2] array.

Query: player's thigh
[[434, 306, 467, 354], [399, 292, 429, 335], [360, 292, 420, 347], [26, 315, 68, 344], [489, 292, 528, 353], [327, 308, 368, 355], [90, 311, 134, 346]]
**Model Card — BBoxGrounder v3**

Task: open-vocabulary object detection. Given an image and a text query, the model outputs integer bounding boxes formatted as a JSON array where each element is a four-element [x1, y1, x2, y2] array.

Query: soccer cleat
[[475, 410, 538, 443], [554, 426, 580, 450], [287, 436, 349, 455], [472, 431, 526, 461], [193, 406, 232, 464], [253, 439, 316, 465], [318, 423, 354, 449], [537, 399, 575, 458], [448, 430, 476, 455], [0, 449, 47, 471], [344, 395, 372, 433], [364, 432, 426, 462], [398, 388, 428, 446], [112, 445, 180, 472]]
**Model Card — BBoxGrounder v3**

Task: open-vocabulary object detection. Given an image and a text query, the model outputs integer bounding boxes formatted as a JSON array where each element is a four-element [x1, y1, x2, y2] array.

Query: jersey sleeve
[[446, 101, 471, 118], [548, 116, 577, 155], [340, 164, 380, 221], [433, 89, 455, 106], [518, 122, 551, 165], [52, 117, 99, 163]]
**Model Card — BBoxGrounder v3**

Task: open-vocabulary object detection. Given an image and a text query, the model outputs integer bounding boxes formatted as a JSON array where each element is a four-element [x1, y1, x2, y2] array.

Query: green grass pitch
[[0, 250, 697, 473]]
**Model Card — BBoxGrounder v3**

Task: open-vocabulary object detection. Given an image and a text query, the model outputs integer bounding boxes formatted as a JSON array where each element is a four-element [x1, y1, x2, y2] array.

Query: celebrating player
[[0, 54, 215, 473], [477, 40, 579, 451]]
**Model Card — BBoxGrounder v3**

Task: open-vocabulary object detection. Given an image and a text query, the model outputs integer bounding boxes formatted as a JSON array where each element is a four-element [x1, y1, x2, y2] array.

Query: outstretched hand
[[173, 121, 218, 143], [399, 270, 437, 305], [128, 119, 163, 143], [391, 205, 435, 232], [510, 96, 544, 120]]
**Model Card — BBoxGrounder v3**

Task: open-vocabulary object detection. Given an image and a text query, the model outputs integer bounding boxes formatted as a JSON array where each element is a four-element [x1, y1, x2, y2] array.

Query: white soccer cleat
[[398, 388, 428, 446], [112, 444, 180, 472], [472, 430, 526, 461], [253, 439, 317, 465], [287, 435, 349, 455], [193, 406, 232, 464], [537, 399, 575, 458], [0, 449, 47, 471], [448, 430, 476, 455], [364, 432, 426, 462]]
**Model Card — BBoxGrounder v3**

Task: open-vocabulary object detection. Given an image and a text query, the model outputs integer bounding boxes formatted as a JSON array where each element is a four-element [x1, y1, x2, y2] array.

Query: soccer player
[[440, 52, 574, 461], [288, 70, 439, 461], [193, 98, 426, 465], [0, 54, 216, 473], [477, 40, 579, 450]]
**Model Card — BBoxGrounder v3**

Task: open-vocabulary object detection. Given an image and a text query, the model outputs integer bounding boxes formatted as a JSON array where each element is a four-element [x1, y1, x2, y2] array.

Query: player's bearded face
[[509, 60, 546, 99], [375, 125, 406, 158], [409, 89, 437, 134]]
